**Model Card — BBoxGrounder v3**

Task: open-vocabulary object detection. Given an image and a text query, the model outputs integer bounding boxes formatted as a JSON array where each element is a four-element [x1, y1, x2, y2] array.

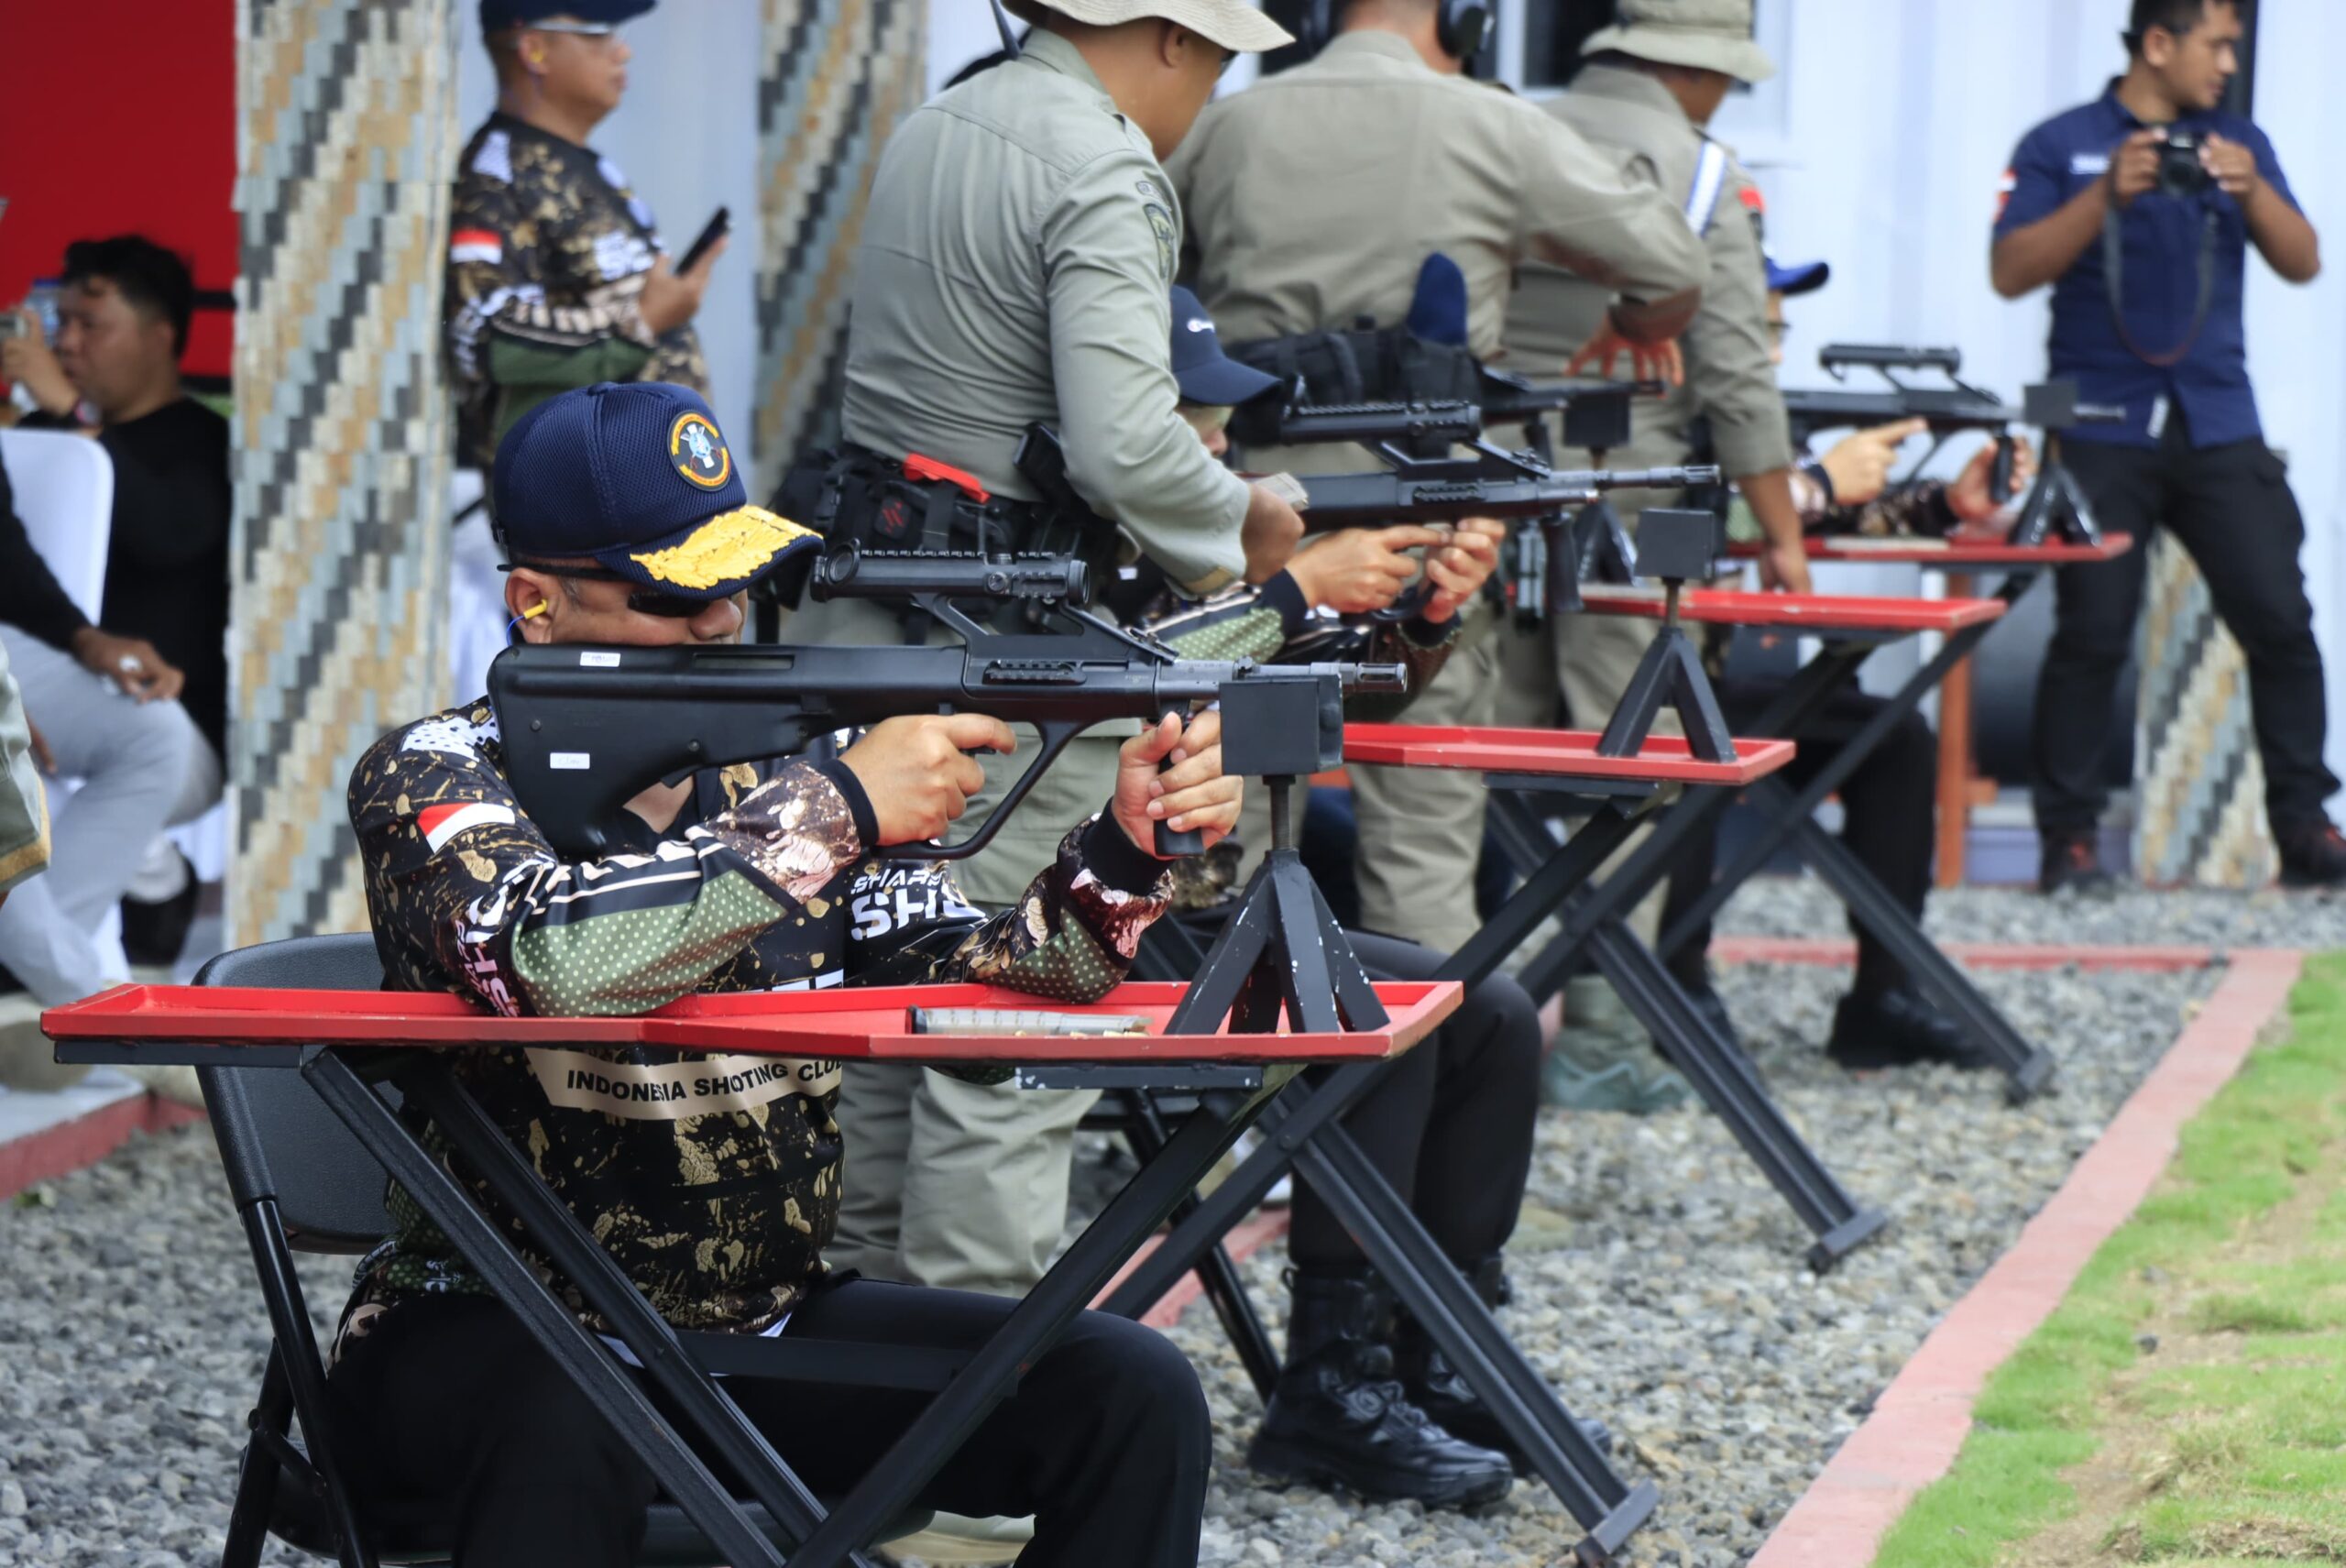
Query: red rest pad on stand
[[1723, 532, 2134, 568], [41, 981, 1461, 1065], [1577, 585, 2006, 634], [1343, 725, 1796, 788]]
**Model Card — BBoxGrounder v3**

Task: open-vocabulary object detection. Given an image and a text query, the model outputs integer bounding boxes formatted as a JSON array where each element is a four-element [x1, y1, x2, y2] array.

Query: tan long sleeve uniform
[[1167, 30, 1705, 955], [821, 30, 1257, 1297]]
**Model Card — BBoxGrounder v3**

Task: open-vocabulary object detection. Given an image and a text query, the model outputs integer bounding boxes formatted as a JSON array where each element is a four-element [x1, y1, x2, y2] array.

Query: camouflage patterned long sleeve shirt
[[444, 111, 711, 472], [344, 698, 1170, 1334]]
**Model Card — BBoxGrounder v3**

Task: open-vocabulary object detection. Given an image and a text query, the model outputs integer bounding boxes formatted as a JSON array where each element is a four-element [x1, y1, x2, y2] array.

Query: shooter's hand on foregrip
[[1118, 710, 1238, 858]]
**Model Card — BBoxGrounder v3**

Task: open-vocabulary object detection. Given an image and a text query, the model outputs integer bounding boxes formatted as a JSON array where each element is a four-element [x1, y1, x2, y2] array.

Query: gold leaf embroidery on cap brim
[[629, 506, 818, 590]]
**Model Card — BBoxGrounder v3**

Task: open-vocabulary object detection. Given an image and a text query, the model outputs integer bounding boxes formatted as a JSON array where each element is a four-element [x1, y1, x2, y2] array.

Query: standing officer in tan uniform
[[1168, 0, 1706, 968], [1497, 0, 1808, 1111], [801, 0, 1299, 1417]]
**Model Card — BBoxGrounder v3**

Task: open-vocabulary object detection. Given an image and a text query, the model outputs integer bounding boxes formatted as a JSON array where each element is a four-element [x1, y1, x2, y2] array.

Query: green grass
[[1870, 953, 2346, 1568]]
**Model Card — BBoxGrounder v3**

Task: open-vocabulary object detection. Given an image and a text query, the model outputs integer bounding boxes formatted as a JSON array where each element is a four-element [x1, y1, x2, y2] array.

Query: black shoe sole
[[1246, 1435, 1513, 1510], [1825, 1043, 1998, 1073]]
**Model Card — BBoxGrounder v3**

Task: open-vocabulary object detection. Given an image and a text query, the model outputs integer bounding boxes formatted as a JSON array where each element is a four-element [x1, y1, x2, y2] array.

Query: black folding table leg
[[1123, 1090, 1283, 1398], [1583, 923, 1888, 1270], [299, 1052, 801, 1568], [789, 1082, 1284, 1568], [1441, 796, 1646, 992], [1778, 809, 2055, 1101], [1294, 1123, 1657, 1567], [1099, 1059, 1383, 1321]]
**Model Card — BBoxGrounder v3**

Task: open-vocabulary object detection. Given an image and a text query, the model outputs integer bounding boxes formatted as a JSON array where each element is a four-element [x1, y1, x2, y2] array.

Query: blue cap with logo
[[1765, 256, 1830, 297], [1168, 286, 1282, 409], [493, 382, 818, 599], [480, 0, 655, 35]]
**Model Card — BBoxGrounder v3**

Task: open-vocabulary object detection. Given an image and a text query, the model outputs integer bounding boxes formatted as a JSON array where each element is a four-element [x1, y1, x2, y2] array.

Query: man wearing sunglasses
[[444, 1, 720, 482], [334, 380, 1241, 1567]]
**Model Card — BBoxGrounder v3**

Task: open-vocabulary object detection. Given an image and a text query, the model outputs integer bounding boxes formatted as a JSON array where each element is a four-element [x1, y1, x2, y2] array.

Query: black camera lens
[[2157, 128, 2211, 199]]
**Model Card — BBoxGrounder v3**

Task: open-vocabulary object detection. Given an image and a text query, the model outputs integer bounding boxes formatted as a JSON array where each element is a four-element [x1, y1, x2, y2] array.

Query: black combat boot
[[1394, 1256, 1612, 1470], [1249, 1268, 1514, 1509]]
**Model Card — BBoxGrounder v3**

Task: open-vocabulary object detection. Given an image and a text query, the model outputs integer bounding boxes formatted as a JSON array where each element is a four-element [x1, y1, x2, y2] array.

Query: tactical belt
[[773, 444, 1114, 634], [778, 445, 1113, 568]]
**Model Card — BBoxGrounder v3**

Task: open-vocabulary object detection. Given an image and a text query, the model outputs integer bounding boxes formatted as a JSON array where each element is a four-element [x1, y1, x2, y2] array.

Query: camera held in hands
[[2156, 127, 2211, 200]]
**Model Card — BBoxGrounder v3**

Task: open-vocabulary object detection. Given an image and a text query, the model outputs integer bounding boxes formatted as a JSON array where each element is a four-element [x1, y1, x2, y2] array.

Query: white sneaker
[[882, 1512, 1035, 1565]]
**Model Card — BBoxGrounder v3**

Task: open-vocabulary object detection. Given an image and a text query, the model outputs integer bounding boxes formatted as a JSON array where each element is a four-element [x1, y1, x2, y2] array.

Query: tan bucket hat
[[1582, 0, 1775, 85], [1006, 0, 1294, 54]]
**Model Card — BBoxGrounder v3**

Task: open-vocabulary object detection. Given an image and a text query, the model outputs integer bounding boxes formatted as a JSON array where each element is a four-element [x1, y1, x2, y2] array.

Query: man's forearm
[[1739, 467, 1805, 552], [1991, 179, 2109, 297], [2244, 183, 2321, 282]]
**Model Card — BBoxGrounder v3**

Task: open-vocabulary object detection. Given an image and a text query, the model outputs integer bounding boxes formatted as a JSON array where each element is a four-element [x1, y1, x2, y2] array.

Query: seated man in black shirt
[[0, 238, 225, 1071]]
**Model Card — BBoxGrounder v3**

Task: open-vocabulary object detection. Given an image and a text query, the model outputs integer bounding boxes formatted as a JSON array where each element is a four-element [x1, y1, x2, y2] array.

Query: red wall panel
[[0, 2, 237, 381]]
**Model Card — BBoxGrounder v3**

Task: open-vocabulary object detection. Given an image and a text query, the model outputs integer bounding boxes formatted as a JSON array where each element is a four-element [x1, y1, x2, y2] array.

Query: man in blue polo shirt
[[1991, 0, 2341, 894]]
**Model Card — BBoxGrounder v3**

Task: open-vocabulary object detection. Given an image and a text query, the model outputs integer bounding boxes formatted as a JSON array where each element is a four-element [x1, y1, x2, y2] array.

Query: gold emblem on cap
[[630, 505, 817, 589], [669, 411, 732, 490]]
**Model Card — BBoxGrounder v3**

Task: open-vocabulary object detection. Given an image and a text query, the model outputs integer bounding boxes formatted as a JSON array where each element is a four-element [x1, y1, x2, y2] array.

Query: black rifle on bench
[[1785, 343, 2125, 545], [488, 550, 1405, 862]]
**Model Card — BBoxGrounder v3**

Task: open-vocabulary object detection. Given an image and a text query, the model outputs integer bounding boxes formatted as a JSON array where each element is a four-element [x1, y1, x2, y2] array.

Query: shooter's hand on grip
[[841, 713, 1015, 845], [1115, 709, 1241, 857], [1288, 526, 1454, 615]]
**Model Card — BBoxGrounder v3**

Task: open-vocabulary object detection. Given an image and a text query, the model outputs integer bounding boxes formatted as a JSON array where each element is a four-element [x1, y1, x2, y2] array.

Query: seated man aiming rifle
[[333, 381, 1241, 1568]]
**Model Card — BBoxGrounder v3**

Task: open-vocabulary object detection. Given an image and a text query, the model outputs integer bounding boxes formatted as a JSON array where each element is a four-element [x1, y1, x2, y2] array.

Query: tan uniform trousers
[[788, 595, 1126, 1295]]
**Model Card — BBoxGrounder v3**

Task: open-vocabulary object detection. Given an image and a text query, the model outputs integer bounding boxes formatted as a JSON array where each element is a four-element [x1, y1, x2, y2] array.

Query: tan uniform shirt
[[1167, 31, 1706, 364], [842, 31, 1249, 594], [1502, 64, 1791, 479]]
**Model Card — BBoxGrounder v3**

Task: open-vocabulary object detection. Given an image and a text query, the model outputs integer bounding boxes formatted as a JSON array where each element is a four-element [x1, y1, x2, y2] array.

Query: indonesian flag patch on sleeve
[[450, 228, 504, 266], [419, 800, 517, 852]]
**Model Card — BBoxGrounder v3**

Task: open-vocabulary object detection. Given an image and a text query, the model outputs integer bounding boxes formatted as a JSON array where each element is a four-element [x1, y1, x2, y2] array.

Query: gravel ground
[[1718, 868, 2346, 951], [0, 948, 2220, 1566], [1158, 958, 2221, 1568]]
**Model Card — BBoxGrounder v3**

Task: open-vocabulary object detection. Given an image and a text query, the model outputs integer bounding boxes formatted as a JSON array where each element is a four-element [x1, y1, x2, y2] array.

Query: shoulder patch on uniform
[[1135, 177, 1164, 203], [1143, 202, 1177, 283], [472, 129, 513, 184], [417, 801, 517, 853]]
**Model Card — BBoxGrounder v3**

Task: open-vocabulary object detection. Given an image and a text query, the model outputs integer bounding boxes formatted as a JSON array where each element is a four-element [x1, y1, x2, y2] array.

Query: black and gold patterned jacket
[[344, 700, 1169, 1334], [444, 111, 712, 472]]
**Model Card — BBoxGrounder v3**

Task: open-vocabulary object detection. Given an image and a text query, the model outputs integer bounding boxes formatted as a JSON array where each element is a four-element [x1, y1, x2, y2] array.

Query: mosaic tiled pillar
[[229, 0, 461, 943], [2132, 532, 2277, 888], [751, 0, 926, 493]]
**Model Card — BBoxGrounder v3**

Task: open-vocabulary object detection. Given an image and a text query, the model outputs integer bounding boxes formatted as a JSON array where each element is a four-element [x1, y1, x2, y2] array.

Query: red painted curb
[[1747, 948, 2304, 1568], [1095, 1208, 1292, 1330], [1715, 937, 2220, 972], [0, 1092, 206, 1202]]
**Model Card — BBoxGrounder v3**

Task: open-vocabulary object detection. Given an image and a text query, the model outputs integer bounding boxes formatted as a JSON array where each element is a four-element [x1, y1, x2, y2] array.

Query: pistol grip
[[1154, 819, 1207, 856]]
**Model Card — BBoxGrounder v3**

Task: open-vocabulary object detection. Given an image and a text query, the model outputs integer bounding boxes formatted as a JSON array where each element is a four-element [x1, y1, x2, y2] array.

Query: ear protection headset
[[1299, 0, 1492, 63]]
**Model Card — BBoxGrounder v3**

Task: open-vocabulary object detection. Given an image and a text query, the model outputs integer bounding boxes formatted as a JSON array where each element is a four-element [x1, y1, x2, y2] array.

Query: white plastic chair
[[0, 429, 111, 621], [0, 429, 127, 967]]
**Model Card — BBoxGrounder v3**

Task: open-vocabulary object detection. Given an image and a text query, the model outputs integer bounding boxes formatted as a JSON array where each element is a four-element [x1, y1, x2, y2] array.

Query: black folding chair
[[198, 934, 934, 1568]]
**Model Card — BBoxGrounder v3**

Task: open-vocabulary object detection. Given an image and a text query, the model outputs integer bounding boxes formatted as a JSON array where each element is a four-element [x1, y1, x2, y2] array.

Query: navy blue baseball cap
[[1764, 256, 1829, 297], [493, 382, 819, 599], [1168, 286, 1281, 409], [480, 0, 654, 34]]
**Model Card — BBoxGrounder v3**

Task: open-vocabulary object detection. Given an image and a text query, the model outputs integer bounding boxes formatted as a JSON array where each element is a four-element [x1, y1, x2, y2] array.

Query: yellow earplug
[[521, 603, 548, 620]]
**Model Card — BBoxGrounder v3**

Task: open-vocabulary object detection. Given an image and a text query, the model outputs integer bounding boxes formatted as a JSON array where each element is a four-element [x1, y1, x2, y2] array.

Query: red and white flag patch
[[1995, 170, 2016, 220], [450, 228, 504, 266], [419, 800, 516, 852]]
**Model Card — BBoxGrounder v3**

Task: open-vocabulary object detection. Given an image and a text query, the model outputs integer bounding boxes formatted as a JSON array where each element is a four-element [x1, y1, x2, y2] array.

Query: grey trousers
[[0, 630, 219, 1006]]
